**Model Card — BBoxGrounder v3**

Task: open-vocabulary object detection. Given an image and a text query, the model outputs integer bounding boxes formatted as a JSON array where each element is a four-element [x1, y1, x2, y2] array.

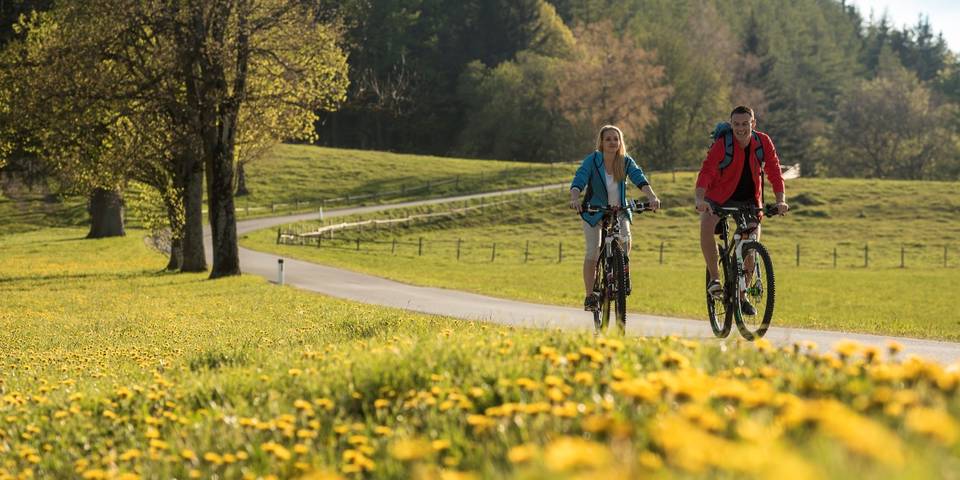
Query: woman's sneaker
[[584, 293, 599, 311], [706, 279, 723, 299]]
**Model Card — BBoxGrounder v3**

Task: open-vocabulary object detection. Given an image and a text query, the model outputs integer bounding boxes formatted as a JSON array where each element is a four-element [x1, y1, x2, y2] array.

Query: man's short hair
[[730, 105, 754, 118]]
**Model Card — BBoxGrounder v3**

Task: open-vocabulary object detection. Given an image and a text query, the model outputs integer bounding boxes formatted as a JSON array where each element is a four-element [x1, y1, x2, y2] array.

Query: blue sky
[[848, 0, 960, 52]]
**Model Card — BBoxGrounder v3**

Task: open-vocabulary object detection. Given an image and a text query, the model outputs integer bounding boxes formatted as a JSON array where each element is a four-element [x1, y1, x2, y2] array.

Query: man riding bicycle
[[695, 106, 789, 315]]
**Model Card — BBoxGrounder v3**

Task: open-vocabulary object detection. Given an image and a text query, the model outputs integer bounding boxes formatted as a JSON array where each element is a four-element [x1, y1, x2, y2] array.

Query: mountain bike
[[706, 203, 781, 340], [585, 200, 651, 335]]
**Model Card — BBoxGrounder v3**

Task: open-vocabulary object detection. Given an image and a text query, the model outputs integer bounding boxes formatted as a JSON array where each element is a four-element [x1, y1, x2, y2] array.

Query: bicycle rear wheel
[[734, 241, 775, 340], [611, 243, 627, 335], [706, 244, 733, 338]]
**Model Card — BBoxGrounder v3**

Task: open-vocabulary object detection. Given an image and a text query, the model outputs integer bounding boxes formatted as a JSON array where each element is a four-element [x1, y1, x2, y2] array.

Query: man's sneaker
[[584, 293, 599, 311], [740, 298, 757, 316], [706, 279, 723, 299]]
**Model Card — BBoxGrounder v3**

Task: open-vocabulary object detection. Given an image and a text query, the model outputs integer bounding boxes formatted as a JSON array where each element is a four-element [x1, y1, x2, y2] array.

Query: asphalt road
[[208, 185, 960, 364]]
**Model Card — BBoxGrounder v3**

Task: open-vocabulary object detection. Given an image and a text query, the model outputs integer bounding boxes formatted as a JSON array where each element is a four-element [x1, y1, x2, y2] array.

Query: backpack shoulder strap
[[753, 132, 764, 166], [718, 132, 735, 172]]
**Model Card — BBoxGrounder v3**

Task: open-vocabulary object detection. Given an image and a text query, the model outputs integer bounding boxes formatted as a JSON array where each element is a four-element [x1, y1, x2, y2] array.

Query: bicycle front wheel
[[706, 244, 733, 338], [611, 243, 627, 335], [734, 241, 776, 340]]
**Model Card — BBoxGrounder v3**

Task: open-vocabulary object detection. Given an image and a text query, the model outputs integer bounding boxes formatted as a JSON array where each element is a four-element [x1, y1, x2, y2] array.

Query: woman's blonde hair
[[596, 125, 626, 181]]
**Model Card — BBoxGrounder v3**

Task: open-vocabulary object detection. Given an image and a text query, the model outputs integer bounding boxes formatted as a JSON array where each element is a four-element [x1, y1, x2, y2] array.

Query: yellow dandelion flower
[[223, 453, 237, 464], [149, 439, 169, 450], [119, 449, 141, 461], [638, 451, 663, 470], [905, 407, 959, 444], [574, 371, 594, 386], [181, 449, 197, 461], [145, 427, 160, 439], [82, 469, 108, 479], [294, 444, 309, 455], [887, 340, 904, 356], [288, 368, 303, 377], [374, 426, 393, 436], [203, 452, 223, 465], [117, 473, 140, 480], [544, 436, 611, 471], [188, 469, 202, 479], [390, 438, 432, 461], [432, 439, 450, 451], [507, 444, 535, 464]]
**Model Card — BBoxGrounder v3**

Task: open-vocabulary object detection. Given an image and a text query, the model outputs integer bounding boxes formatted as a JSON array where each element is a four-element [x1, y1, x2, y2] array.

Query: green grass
[[234, 144, 575, 218], [243, 174, 960, 340], [1, 145, 577, 230], [2, 228, 960, 478], [0, 190, 86, 236]]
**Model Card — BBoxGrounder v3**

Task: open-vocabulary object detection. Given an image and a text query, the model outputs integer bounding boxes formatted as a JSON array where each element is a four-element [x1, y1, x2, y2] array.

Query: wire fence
[[277, 228, 958, 270], [221, 164, 575, 217]]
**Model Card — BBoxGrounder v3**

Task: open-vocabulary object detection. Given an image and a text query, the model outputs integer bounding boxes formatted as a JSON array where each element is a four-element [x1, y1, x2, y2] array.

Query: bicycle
[[706, 203, 781, 340], [585, 200, 651, 335]]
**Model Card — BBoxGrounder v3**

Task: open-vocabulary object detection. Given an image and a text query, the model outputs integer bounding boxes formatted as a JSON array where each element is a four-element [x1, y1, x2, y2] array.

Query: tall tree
[[552, 20, 669, 150], [830, 51, 958, 179]]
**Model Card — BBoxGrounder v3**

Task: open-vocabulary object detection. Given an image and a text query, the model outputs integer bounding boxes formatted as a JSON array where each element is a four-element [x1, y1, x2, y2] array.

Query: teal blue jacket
[[570, 151, 650, 227]]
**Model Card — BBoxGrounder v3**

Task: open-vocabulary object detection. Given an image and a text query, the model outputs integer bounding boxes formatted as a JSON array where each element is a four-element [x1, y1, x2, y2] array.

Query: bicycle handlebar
[[584, 200, 653, 214], [711, 203, 782, 217]]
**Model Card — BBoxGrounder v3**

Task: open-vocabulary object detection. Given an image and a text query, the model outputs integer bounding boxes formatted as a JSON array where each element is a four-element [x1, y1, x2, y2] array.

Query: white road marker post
[[278, 259, 285, 285]]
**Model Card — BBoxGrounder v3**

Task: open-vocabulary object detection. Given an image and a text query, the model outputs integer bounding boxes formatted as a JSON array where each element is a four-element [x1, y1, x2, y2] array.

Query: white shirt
[[604, 171, 621, 207]]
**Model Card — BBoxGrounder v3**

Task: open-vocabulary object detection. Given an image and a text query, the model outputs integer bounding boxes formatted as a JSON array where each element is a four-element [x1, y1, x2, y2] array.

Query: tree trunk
[[166, 236, 183, 271], [86, 188, 125, 238], [207, 131, 240, 278], [235, 160, 249, 196], [180, 153, 206, 272]]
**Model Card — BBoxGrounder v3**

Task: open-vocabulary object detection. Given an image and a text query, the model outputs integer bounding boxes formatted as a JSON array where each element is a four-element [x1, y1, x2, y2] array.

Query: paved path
[[213, 186, 960, 365]]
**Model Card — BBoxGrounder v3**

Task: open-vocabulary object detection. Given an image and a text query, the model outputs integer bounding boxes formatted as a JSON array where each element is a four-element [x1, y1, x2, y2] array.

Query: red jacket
[[695, 130, 784, 206]]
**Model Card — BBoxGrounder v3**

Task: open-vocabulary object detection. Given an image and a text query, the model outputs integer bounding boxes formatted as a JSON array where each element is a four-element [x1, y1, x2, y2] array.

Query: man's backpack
[[710, 122, 764, 173]]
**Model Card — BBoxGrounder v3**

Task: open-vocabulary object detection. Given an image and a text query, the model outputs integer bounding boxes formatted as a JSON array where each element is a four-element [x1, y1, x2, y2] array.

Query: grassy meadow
[[243, 173, 960, 340], [234, 145, 575, 218], [0, 144, 577, 234], [2, 228, 960, 479]]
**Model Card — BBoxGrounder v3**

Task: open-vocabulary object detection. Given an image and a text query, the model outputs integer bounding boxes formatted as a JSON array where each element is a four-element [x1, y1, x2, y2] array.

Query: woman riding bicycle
[[568, 125, 660, 311]]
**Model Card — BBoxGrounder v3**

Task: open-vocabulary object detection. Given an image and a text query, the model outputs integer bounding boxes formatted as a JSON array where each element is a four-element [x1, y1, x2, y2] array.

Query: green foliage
[[829, 52, 960, 179]]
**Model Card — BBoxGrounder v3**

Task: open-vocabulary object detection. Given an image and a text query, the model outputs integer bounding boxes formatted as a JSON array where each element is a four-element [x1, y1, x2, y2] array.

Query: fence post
[[659, 241, 664, 264], [457, 238, 461, 261], [356, 237, 361, 251], [276, 228, 281, 245], [392, 238, 396, 255], [419, 237, 423, 256], [558, 241, 563, 263], [524, 240, 529, 263], [796, 244, 800, 267], [491, 242, 496, 262], [900, 244, 905, 268], [864, 244, 869, 268], [317, 235, 322, 248], [833, 247, 837, 268]]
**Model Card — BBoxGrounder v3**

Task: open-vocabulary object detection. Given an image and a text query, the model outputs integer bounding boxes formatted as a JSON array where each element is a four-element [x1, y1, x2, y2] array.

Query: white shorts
[[583, 216, 631, 263]]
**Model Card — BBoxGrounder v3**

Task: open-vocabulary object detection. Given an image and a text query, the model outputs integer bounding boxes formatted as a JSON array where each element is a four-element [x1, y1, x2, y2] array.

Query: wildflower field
[[2, 229, 959, 479], [244, 174, 960, 340]]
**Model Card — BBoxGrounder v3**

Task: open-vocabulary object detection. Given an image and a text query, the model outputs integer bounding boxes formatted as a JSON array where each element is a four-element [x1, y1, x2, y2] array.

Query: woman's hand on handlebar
[[646, 196, 660, 212]]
